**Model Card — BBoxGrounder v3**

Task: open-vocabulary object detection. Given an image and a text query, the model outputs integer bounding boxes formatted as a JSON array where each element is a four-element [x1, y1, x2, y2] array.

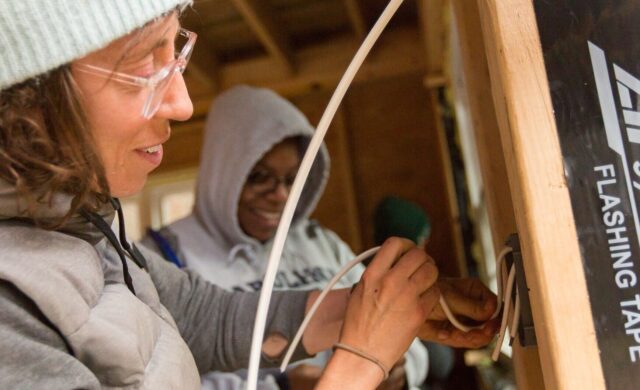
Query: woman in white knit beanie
[[0, 1, 498, 389]]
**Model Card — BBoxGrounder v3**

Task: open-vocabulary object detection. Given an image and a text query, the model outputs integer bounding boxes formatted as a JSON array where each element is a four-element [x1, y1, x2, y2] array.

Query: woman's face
[[238, 138, 300, 242], [71, 15, 193, 197]]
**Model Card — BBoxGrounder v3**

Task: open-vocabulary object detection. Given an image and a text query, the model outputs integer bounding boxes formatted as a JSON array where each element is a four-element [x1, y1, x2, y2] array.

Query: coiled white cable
[[246, 1, 406, 389]]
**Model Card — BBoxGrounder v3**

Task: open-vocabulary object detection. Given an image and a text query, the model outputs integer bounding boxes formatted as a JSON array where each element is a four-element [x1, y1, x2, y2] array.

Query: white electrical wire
[[492, 246, 514, 319], [280, 245, 516, 369], [439, 295, 477, 333], [492, 263, 517, 361], [245, 1, 405, 389], [439, 247, 512, 332]]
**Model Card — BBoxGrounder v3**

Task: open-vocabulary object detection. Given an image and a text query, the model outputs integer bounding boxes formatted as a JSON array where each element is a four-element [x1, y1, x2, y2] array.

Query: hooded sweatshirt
[[0, 179, 310, 389], [142, 85, 429, 389]]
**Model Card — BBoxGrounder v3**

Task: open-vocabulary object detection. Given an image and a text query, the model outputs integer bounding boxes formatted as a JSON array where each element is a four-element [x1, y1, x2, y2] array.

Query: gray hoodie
[[0, 179, 310, 389], [142, 85, 428, 389], [187, 85, 328, 259]]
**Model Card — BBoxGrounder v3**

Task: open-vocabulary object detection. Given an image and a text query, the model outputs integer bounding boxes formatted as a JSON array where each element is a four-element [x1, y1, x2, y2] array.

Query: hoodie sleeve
[[0, 281, 101, 389], [140, 245, 312, 373]]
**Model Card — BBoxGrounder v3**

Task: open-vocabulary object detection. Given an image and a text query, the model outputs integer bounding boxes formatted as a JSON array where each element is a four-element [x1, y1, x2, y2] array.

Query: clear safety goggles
[[75, 28, 197, 119]]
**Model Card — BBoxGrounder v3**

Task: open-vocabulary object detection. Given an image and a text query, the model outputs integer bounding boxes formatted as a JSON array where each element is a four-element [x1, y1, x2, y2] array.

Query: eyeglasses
[[246, 168, 298, 195], [75, 28, 197, 119]]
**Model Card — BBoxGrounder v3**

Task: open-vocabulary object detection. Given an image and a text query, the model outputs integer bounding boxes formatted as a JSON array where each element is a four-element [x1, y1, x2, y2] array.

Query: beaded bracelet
[[333, 342, 390, 381]]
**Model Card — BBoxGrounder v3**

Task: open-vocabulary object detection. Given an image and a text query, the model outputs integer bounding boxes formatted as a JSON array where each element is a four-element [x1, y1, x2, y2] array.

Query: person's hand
[[377, 357, 407, 390], [419, 278, 499, 348], [339, 238, 440, 376]]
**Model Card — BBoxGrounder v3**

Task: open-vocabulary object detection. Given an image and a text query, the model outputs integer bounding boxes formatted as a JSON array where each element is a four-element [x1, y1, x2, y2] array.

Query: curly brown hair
[[0, 66, 110, 227]]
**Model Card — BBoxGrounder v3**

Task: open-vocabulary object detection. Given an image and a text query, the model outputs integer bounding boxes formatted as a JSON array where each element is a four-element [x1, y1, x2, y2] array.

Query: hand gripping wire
[[278, 245, 516, 370]]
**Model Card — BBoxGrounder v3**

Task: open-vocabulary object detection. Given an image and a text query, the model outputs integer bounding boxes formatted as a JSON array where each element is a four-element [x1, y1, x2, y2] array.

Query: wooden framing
[[343, 0, 367, 39], [229, 0, 295, 73], [417, 0, 467, 276], [189, 26, 425, 117], [451, 1, 545, 388], [417, 0, 447, 87], [428, 88, 469, 277], [185, 34, 220, 93], [294, 93, 364, 253], [475, 0, 605, 388]]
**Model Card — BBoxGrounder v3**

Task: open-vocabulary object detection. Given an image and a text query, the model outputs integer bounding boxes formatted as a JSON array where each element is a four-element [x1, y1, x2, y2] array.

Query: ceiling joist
[[189, 26, 425, 117], [344, 0, 367, 39], [186, 34, 220, 94], [229, 0, 295, 73]]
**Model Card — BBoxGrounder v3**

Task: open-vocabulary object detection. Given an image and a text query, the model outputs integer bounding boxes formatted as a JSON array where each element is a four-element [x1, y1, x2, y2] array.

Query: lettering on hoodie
[[231, 266, 336, 292]]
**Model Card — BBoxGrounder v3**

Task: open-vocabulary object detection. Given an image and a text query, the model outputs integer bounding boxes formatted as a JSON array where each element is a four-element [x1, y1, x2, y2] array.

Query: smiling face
[[238, 138, 301, 242], [71, 14, 193, 197]]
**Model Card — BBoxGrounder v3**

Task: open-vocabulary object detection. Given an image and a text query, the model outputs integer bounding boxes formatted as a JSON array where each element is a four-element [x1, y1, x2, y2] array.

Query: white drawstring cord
[[245, 1, 406, 388]]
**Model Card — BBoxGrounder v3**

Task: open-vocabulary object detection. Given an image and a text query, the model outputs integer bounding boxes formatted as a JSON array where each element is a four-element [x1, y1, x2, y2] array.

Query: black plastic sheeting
[[534, 0, 640, 387]]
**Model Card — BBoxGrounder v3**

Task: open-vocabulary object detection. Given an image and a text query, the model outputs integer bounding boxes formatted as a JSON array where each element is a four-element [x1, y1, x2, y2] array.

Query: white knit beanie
[[0, 0, 193, 90]]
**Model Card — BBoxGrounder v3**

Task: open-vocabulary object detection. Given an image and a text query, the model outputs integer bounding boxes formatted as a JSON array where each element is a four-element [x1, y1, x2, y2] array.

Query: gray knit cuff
[[0, 0, 192, 90], [260, 290, 314, 367]]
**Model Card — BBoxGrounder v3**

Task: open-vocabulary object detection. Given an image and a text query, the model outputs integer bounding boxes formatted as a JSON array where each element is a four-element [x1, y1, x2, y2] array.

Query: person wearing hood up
[[0, 1, 499, 388], [143, 85, 430, 389]]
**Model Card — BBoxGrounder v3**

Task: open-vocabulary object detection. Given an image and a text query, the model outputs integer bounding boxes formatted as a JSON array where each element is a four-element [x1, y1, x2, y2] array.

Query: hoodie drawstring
[[80, 198, 147, 295]]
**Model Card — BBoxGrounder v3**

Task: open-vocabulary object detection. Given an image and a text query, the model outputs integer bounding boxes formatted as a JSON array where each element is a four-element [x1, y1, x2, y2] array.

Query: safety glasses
[[75, 28, 197, 119]]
